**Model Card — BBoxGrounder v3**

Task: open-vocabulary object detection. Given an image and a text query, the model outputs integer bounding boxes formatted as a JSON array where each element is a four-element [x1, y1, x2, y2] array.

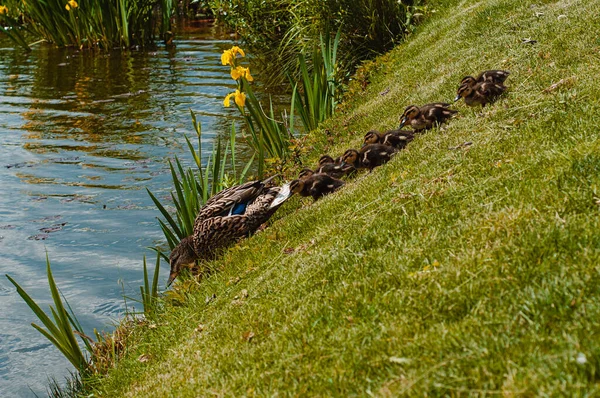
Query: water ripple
[[0, 20, 246, 397]]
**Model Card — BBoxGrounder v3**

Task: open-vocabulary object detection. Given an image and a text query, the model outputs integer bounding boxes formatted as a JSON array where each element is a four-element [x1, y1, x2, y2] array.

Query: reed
[[290, 29, 341, 132], [5, 255, 92, 374], [0, 0, 174, 50]]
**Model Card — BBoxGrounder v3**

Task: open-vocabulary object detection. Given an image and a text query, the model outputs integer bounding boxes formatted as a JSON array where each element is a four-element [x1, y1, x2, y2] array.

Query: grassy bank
[[88, 0, 600, 395]]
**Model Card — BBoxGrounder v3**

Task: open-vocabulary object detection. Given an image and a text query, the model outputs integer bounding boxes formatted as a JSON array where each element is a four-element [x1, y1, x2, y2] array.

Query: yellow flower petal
[[230, 66, 243, 81], [65, 4, 70, 10], [231, 46, 245, 58], [68, 0, 78, 8], [223, 93, 234, 107], [221, 50, 233, 66], [234, 90, 246, 107], [0, 5, 8, 15], [244, 67, 254, 82]]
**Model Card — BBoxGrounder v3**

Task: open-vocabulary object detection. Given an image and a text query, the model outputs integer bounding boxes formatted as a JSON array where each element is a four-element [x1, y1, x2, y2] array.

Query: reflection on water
[[0, 21, 244, 397]]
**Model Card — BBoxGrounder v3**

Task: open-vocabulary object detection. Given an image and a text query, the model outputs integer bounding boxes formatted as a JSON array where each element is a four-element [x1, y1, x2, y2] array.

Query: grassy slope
[[90, 0, 600, 395]]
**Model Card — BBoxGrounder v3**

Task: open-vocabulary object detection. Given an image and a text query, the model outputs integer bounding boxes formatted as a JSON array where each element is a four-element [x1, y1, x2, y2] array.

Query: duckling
[[315, 155, 355, 178], [399, 103, 458, 131], [341, 144, 397, 171], [363, 129, 417, 150], [454, 81, 506, 107], [298, 167, 315, 180], [290, 173, 345, 201], [460, 70, 510, 86], [318, 155, 341, 165]]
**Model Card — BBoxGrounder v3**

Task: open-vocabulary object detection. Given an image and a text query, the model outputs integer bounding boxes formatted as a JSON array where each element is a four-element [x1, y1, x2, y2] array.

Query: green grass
[[87, 0, 600, 395]]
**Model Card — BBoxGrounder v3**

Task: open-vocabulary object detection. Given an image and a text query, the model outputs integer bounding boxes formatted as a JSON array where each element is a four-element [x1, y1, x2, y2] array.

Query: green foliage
[[0, 0, 174, 49], [209, 0, 425, 83], [0, 9, 32, 51], [238, 77, 294, 177], [290, 29, 340, 132], [147, 110, 253, 252], [124, 253, 162, 317], [5, 256, 92, 373]]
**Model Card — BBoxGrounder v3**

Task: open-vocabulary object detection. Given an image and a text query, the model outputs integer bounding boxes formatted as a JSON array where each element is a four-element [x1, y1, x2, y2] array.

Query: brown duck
[[168, 176, 293, 283], [399, 103, 457, 131], [290, 173, 345, 201], [315, 155, 355, 178], [341, 144, 397, 171], [454, 81, 507, 107], [363, 129, 417, 150], [460, 70, 510, 86]]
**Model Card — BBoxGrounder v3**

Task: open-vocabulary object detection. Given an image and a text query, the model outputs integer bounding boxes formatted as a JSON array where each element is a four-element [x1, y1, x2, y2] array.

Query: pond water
[[0, 21, 245, 397]]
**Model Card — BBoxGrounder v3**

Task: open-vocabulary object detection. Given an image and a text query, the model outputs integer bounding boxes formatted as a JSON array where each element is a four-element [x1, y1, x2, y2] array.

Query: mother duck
[[168, 176, 292, 283]]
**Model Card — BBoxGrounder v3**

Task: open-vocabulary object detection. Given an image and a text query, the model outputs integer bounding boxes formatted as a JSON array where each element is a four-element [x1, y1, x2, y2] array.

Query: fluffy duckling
[[399, 103, 458, 131], [316, 155, 355, 178], [460, 70, 510, 86], [363, 129, 416, 150], [298, 168, 315, 180], [341, 144, 397, 171], [454, 81, 506, 107], [290, 173, 345, 201]]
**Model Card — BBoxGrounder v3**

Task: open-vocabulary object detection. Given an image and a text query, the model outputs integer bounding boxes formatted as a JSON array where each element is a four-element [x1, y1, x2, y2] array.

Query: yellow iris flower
[[65, 0, 77, 10], [230, 46, 245, 57], [221, 50, 234, 66], [0, 5, 8, 14], [221, 46, 246, 66], [223, 90, 246, 108], [230, 66, 254, 82]]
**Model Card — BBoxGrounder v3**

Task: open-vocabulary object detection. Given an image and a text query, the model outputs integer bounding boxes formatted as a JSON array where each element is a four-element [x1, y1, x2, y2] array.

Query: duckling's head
[[399, 105, 419, 128], [454, 83, 473, 102], [318, 155, 335, 166], [341, 149, 360, 168], [460, 76, 477, 86], [169, 236, 198, 284], [298, 168, 314, 180], [290, 179, 305, 195], [363, 131, 380, 146]]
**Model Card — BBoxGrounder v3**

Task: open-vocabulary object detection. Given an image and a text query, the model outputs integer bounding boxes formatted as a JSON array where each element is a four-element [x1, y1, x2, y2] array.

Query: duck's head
[[454, 83, 473, 102], [399, 105, 419, 128], [363, 131, 380, 146], [298, 168, 314, 180], [341, 149, 360, 168], [168, 236, 198, 284], [318, 155, 335, 166], [290, 179, 305, 195]]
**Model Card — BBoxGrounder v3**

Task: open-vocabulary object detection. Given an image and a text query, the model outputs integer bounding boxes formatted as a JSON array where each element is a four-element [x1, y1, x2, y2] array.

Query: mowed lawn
[[89, 0, 600, 395]]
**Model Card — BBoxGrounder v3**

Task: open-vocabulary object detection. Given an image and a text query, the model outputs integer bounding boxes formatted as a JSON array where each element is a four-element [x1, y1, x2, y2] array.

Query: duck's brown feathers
[[290, 173, 345, 201], [461, 70, 510, 86], [455, 81, 507, 107], [399, 103, 457, 131], [169, 177, 291, 283], [341, 144, 397, 171], [363, 129, 417, 149]]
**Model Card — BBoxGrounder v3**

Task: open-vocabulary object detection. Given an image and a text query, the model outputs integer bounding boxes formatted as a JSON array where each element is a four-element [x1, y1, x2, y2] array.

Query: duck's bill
[[270, 183, 291, 208], [398, 117, 407, 128], [454, 95, 461, 102], [167, 271, 177, 286]]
